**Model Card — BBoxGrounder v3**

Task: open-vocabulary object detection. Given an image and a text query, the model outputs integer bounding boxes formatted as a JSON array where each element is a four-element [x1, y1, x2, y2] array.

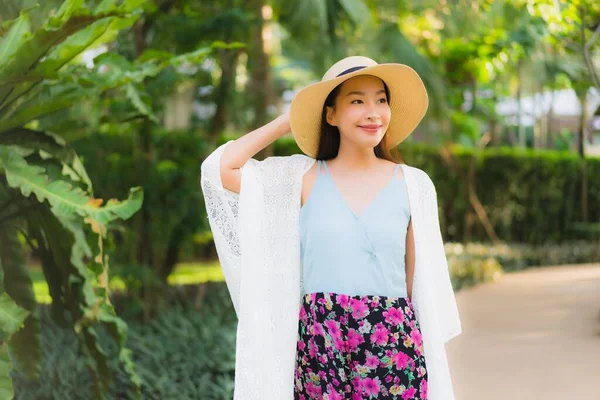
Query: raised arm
[[220, 113, 290, 193]]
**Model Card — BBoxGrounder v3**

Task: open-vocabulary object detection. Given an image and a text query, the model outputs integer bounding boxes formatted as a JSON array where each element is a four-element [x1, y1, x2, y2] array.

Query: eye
[[378, 98, 388, 104], [351, 99, 363, 104]]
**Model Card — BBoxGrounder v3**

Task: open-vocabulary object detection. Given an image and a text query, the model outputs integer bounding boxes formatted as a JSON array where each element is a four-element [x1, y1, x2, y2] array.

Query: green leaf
[[94, 0, 119, 14], [86, 187, 144, 226], [41, 14, 139, 78], [0, 146, 143, 225], [0, 2, 143, 109], [24, 210, 69, 327], [51, 0, 86, 24], [30, 207, 108, 400], [0, 224, 42, 381], [0, 128, 93, 192], [0, 10, 32, 71], [169, 46, 212, 68], [98, 305, 142, 389], [80, 326, 111, 398], [338, 0, 371, 25], [0, 343, 15, 400], [116, 0, 148, 13], [0, 293, 28, 342], [0, 89, 84, 132], [125, 83, 159, 123]]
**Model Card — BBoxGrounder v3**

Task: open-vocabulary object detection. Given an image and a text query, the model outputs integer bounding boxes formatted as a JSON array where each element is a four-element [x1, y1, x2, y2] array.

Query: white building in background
[[496, 88, 600, 156]]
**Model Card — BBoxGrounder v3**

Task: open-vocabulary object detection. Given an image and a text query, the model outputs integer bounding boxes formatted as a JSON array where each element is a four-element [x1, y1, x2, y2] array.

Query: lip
[[358, 124, 382, 133]]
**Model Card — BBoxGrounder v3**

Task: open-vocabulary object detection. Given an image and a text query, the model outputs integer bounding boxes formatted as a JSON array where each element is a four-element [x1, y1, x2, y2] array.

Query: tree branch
[[583, 22, 600, 91]]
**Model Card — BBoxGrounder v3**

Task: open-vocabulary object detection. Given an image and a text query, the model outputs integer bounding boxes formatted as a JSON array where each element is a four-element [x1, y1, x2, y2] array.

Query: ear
[[326, 106, 337, 126]]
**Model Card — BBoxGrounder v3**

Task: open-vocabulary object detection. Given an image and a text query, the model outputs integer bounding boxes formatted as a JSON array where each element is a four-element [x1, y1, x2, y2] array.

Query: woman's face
[[326, 75, 391, 150]]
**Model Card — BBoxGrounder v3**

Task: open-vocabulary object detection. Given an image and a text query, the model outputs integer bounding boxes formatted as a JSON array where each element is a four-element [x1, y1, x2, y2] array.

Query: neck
[[331, 141, 381, 171]]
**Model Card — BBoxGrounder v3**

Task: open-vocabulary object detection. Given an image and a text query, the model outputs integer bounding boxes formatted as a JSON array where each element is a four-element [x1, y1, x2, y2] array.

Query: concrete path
[[446, 263, 600, 400]]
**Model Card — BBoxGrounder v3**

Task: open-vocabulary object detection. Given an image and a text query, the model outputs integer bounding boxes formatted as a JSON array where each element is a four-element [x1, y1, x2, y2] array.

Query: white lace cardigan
[[200, 141, 462, 400]]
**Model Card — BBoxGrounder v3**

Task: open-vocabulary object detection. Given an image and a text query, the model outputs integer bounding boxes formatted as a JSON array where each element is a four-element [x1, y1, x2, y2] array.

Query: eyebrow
[[345, 89, 386, 97]]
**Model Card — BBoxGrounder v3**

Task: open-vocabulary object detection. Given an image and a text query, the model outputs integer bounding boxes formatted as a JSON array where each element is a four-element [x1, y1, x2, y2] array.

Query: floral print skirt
[[294, 292, 428, 400]]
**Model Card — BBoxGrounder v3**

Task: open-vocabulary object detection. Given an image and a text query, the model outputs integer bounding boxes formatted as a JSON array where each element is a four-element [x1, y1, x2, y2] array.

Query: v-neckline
[[323, 160, 402, 219]]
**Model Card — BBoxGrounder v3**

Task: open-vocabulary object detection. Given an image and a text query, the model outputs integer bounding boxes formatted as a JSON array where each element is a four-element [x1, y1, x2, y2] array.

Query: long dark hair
[[315, 76, 404, 163]]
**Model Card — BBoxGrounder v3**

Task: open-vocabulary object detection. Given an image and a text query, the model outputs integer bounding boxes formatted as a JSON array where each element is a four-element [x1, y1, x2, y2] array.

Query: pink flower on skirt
[[402, 386, 417, 400], [392, 351, 411, 370], [333, 336, 346, 351], [361, 377, 381, 397], [305, 381, 322, 398], [327, 388, 344, 400], [299, 306, 308, 323], [347, 328, 365, 352], [370, 323, 390, 346], [382, 307, 404, 325], [350, 298, 370, 319], [410, 328, 422, 347], [336, 294, 350, 309], [314, 322, 325, 336], [352, 392, 364, 400], [420, 378, 428, 398], [365, 353, 380, 368], [324, 319, 342, 338]]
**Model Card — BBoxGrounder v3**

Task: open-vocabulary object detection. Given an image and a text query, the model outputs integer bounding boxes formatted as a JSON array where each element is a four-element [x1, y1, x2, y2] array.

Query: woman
[[200, 56, 461, 400]]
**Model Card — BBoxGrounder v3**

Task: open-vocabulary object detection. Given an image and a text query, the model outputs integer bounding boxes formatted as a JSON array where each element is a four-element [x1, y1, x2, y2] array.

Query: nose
[[366, 103, 380, 121]]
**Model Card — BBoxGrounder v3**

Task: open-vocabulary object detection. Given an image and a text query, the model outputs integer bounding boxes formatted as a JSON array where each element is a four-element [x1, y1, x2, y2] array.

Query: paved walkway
[[446, 263, 600, 400]]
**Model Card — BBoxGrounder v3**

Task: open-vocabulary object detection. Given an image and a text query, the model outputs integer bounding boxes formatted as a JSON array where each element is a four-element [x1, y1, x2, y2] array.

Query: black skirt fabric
[[294, 292, 428, 399]]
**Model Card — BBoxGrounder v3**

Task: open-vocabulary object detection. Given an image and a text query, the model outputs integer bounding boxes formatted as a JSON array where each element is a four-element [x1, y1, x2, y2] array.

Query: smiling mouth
[[359, 125, 382, 133]]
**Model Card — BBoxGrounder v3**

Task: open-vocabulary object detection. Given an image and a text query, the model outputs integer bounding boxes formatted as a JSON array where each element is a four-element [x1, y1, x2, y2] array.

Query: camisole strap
[[321, 159, 331, 176], [315, 160, 323, 176]]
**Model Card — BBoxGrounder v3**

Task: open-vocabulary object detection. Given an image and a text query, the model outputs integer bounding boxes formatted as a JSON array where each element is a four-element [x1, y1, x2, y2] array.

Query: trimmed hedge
[[265, 136, 600, 245]]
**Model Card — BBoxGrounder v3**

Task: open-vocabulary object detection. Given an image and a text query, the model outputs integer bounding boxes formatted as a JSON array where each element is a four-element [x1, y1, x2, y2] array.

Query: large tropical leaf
[[32, 204, 140, 396], [0, 0, 144, 109], [0, 88, 84, 132], [0, 128, 93, 192], [0, 145, 143, 225], [0, 223, 42, 382], [0, 9, 32, 67], [0, 293, 28, 343], [0, 43, 212, 135], [0, 284, 29, 400], [0, 342, 17, 400]]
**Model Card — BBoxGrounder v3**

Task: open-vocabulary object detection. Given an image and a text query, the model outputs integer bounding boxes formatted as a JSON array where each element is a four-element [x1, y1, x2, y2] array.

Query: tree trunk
[[577, 89, 589, 222], [547, 89, 555, 149], [577, 90, 588, 157], [247, 0, 273, 161], [209, 49, 240, 143], [440, 142, 501, 246], [517, 59, 525, 148]]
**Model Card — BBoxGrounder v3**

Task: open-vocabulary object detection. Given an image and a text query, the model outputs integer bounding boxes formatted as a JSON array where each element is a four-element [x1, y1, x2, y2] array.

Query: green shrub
[[445, 240, 600, 290], [449, 258, 504, 291], [13, 283, 236, 400]]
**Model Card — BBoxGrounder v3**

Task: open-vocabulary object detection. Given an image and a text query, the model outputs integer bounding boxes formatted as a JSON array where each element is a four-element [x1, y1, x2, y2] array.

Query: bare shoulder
[[381, 159, 406, 181], [301, 161, 319, 207]]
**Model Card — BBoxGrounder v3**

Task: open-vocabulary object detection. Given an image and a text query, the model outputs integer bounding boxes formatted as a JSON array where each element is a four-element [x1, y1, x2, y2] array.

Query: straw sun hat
[[289, 56, 429, 158]]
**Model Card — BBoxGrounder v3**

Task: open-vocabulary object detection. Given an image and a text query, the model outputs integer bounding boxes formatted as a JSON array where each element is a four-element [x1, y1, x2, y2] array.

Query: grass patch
[[31, 261, 224, 304]]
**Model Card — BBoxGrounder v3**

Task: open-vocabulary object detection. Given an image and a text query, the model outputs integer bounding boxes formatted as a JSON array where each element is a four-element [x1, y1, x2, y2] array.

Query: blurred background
[[0, 0, 598, 399]]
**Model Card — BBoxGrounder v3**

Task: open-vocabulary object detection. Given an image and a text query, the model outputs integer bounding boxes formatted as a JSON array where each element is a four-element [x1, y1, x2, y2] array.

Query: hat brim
[[289, 63, 429, 158]]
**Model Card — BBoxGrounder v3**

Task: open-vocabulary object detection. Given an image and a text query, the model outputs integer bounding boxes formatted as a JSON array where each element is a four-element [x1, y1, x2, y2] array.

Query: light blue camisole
[[299, 159, 411, 298]]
